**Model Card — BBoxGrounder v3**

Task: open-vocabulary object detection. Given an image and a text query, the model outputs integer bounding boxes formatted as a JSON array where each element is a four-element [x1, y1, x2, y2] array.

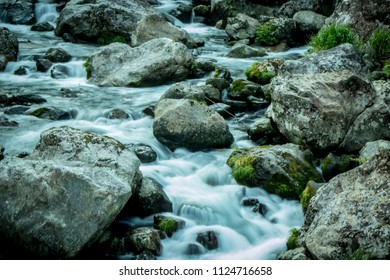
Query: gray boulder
[[125, 227, 162, 256], [293, 10, 326, 33], [54, 0, 156, 43], [0, 0, 35, 24], [270, 71, 376, 152], [86, 38, 194, 87], [31, 22, 55, 32], [0, 27, 19, 71], [160, 82, 206, 102], [0, 126, 141, 258], [27, 106, 72, 120], [227, 143, 322, 199], [153, 99, 234, 151], [44, 48, 72, 63], [225, 13, 259, 41], [359, 140, 390, 162], [303, 150, 390, 259], [226, 43, 267, 58]]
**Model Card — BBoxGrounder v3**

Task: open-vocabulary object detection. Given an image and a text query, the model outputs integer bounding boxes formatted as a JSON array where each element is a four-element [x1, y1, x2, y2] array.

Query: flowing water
[[0, 0, 309, 259]]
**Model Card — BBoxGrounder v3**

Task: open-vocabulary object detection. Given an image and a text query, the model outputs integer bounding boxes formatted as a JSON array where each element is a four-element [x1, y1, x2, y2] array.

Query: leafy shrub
[[308, 23, 360, 52], [255, 22, 279, 46], [368, 27, 390, 61]]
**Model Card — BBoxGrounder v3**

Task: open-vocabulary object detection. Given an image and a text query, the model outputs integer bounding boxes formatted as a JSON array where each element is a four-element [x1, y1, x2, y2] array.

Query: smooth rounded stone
[[153, 215, 186, 238], [0, 27, 19, 71], [302, 150, 390, 259], [61, 32, 76, 43], [142, 105, 155, 117], [280, 44, 366, 76], [359, 140, 390, 162], [326, 0, 390, 39], [27, 106, 72, 120], [4, 105, 30, 115], [44, 48, 71, 63], [0, 0, 35, 24], [130, 13, 197, 48], [0, 126, 141, 258], [14, 66, 28, 75], [106, 108, 129, 120], [225, 13, 259, 41], [153, 98, 234, 151], [277, 247, 310, 260], [228, 79, 263, 101], [269, 71, 376, 152], [36, 58, 53, 72], [247, 96, 269, 110], [50, 64, 71, 79], [86, 39, 194, 87], [202, 84, 221, 102], [0, 115, 18, 127], [226, 43, 267, 58], [196, 231, 219, 250], [205, 78, 230, 91], [160, 82, 206, 102], [293, 10, 326, 33], [125, 227, 162, 256], [191, 58, 216, 78], [227, 143, 322, 199], [31, 21, 55, 32], [208, 103, 233, 118], [8, 94, 47, 105], [134, 144, 157, 163], [125, 177, 172, 218], [55, 0, 156, 43]]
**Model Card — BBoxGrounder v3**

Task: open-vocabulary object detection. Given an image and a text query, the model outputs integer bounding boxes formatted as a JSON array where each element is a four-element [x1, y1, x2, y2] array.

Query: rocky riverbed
[[0, 0, 389, 260]]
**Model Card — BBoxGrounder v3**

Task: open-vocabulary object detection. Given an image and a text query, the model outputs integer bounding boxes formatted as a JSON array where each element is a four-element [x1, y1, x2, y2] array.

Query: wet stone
[[134, 144, 157, 163], [0, 116, 18, 127], [196, 231, 219, 250], [4, 105, 30, 115], [107, 108, 130, 120]]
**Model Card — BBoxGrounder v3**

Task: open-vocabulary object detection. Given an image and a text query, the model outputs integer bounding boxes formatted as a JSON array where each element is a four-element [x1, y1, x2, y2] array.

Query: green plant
[[255, 22, 279, 46], [83, 58, 92, 79], [300, 184, 316, 212], [286, 228, 299, 250], [368, 27, 390, 61], [158, 218, 177, 237], [384, 63, 390, 79], [308, 23, 360, 52]]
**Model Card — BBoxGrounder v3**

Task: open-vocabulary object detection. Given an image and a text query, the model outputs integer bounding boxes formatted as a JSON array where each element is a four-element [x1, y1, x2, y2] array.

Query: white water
[[0, 0, 305, 259]]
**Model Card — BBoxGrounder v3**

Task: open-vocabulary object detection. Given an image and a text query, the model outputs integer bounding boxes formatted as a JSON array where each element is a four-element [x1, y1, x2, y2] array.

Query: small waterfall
[[190, 8, 195, 24], [35, 1, 59, 23]]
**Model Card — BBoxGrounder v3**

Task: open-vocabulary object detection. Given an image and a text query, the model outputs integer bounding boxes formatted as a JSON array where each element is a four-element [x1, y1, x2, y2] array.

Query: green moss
[[213, 68, 221, 79], [244, 63, 276, 85], [348, 248, 372, 260], [231, 80, 246, 92], [255, 22, 279, 46], [97, 33, 126, 45], [158, 218, 177, 237], [31, 107, 46, 117], [384, 63, 390, 79], [286, 228, 299, 250], [368, 27, 390, 62], [227, 151, 256, 184], [300, 184, 316, 212], [83, 58, 92, 79], [308, 23, 360, 52]]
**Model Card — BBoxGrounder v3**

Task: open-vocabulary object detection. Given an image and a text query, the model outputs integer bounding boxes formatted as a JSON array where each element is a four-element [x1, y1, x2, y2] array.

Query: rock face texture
[[86, 39, 194, 87], [303, 151, 390, 259], [0, 27, 19, 71], [0, 0, 36, 24], [0, 126, 141, 258], [153, 99, 234, 151]]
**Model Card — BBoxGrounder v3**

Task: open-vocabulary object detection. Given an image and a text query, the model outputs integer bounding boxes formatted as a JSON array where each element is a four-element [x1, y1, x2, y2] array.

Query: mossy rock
[[153, 215, 185, 238], [244, 59, 283, 85], [321, 153, 361, 181], [96, 33, 127, 45], [228, 79, 264, 101], [300, 181, 320, 212], [286, 228, 300, 250], [227, 144, 322, 199], [83, 58, 92, 79]]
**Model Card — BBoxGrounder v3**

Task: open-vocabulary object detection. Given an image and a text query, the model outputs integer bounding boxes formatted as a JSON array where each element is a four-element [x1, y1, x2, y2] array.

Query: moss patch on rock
[[287, 228, 299, 250], [245, 63, 276, 85], [300, 183, 317, 212]]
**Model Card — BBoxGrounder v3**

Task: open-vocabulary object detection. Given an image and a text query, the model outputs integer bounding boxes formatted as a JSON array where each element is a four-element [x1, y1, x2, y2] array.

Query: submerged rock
[[0, 126, 141, 258], [86, 39, 194, 87], [44, 48, 72, 63], [153, 99, 234, 151], [31, 22, 55, 32]]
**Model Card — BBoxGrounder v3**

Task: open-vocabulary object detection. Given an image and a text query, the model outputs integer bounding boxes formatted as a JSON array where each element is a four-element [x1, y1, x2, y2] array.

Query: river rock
[[326, 0, 390, 39], [130, 13, 198, 48], [14, 66, 28, 75], [225, 13, 259, 41], [196, 231, 219, 250], [278, 0, 325, 17], [8, 94, 47, 105], [51, 64, 71, 79], [0, 0, 35, 24], [269, 71, 376, 152], [55, 0, 156, 43], [125, 177, 172, 218], [170, 3, 193, 23], [36, 58, 53, 72], [153, 99, 234, 151], [302, 150, 390, 259], [4, 105, 30, 115], [247, 116, 285, 145], [0, 145, 4, 160], [134, 144, 157, 163], [28, 106, 72, 120], [31, 22, 55, 32], [227, 143, 322, 199], [106, 108, 129, 120], [359, 140, 390, 162], [86, 39, 194, 87], [0, 126, 141, 258], [226, 43, 267, 58], [280, 44, 366, 76], [0, 115, 18, 127], [338, 80, 390, 153], [125, 227, 162, 256], [160, 82, 206, 102], [245, 59, 284, 85], [154, 215, 186, 238], [44, 48, 71, 63], [0, 27, 19, 71], [293, 10, 326, 34], [228, 79, 264, 101]]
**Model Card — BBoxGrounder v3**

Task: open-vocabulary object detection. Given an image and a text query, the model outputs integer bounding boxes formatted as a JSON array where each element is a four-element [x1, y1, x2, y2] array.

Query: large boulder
[[0, 0, 35, 24], [0, 126, 141, 258], [54, 0, 157, 43], [85, 38, 195, 87], [0, 27, 19, 71], [269, 71, 376, 152], [153, 99, 234, 151], [293, 10, 327, 34], [226, 144, 322, 199], [224, 13, 259, 41], [130, 13, 197, 48], [326, 0, 390, 39], [302, 150, 390, 259]]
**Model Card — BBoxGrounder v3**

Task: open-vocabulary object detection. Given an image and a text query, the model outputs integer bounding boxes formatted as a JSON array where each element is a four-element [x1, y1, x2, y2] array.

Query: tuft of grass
[[368, 27, 390, 61], [286, 228, 299, 250], [158, 218, 177, 237], [308, 23, 360, 52], [82, 58, 92, 79], [255, 22, 279, 46]]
